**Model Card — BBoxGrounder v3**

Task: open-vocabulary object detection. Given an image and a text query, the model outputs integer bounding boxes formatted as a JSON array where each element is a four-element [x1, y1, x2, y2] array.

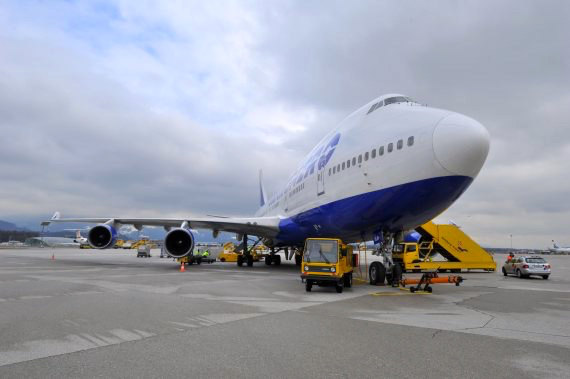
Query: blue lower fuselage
[[275, 175, 472, 246]]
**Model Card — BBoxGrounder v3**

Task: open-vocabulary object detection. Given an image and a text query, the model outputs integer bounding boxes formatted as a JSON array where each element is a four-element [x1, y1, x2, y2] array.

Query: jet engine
[[164, 228, 195, 258], [88, 224, 117, 249]]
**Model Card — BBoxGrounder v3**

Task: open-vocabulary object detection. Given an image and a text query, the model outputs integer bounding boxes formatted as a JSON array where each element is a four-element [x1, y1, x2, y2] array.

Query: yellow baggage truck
[[301, 238, 355, 293]]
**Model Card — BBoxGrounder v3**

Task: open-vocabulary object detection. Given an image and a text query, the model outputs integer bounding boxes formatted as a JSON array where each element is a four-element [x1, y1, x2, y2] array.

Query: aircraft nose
[[433, 113, 490, 178]]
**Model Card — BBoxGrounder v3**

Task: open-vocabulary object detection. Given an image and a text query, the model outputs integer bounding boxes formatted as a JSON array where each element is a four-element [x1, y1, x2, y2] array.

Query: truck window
[[393, 244, 404, 253], [407, 245, 417, 252], [304, 239, 339, 263]]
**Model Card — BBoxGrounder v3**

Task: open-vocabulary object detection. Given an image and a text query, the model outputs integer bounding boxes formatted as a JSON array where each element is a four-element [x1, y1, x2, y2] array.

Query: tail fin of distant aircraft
[[51, 211, 61, 221], [259, 169, 267, 207], [553, 240, 559, 248], [76, 230, 82, 239]]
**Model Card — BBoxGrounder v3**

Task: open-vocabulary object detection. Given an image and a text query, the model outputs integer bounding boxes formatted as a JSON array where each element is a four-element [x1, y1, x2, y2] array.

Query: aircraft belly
[[275, 175, 473, 246]]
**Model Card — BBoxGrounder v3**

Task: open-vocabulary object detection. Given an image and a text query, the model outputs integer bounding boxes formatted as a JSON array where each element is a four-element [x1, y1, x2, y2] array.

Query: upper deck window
[[384, 96, 409, 106]]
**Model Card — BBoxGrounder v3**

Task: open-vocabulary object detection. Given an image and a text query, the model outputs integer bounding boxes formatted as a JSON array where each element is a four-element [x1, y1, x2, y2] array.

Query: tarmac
[[0, 248, 569, 378]]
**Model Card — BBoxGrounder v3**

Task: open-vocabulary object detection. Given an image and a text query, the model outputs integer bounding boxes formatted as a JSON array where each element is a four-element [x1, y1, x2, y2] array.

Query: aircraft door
[[317, 167, 325, 196]]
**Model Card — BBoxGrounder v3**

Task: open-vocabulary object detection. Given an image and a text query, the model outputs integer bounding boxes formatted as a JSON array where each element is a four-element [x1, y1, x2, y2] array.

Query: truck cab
[[301, 238, 354, 293], [392, 242, 422, 268]]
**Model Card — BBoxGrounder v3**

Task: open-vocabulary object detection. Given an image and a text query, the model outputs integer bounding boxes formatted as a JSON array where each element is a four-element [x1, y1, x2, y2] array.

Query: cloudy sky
[[1, 1, 569, 248]]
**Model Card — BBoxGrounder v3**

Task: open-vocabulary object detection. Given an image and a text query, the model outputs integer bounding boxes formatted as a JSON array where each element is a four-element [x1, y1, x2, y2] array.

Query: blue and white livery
[[44, 94, 490, 258]]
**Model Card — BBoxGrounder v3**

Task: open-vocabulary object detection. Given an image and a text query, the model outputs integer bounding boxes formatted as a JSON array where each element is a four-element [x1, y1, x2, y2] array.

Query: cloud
[[1, 1, 569, 248]]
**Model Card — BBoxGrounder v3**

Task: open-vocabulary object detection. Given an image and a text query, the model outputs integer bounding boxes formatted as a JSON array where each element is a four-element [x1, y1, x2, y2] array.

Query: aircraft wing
[[42, 212, 281, 239]]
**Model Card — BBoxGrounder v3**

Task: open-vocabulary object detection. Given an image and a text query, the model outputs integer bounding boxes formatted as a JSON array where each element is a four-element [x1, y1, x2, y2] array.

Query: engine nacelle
[[88, 224, 117, 249], [164, 228, 195, 258]]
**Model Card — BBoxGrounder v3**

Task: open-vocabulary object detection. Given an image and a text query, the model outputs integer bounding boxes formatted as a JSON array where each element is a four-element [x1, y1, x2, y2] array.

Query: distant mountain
[[0, 220, 28, 231]]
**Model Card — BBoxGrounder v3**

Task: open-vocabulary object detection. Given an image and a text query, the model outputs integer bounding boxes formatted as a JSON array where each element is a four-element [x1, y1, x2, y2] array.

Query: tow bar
[[400, 271, 464, 293]]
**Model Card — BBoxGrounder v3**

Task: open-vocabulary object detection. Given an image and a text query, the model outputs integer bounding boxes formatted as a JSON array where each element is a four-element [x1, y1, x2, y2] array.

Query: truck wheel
[[273, 255, 281, 266], [305, 280, 312, 292], [344, 273, 352, 288], [265, 255, 272, 265], [542, 275, 549, 280], [247, 255, 254, 267], [220, 258, 226, 262], [237, 255, 244, 267], [336, 282, 344, 293], [369, 262, 386, 285]]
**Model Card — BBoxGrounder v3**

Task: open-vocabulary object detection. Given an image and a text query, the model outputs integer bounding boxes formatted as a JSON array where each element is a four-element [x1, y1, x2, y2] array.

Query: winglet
[[41, 211, 60, 226], [259, 169, 267, 207]]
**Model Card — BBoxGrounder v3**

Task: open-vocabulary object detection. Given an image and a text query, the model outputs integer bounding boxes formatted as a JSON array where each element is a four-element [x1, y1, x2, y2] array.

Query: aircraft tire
[[237, 255, 244, 267], [274, 255, 281, 266], [369, 262, 385, 285], [265, 255, 272, 265], [392, 264, 402, 287], [247, 255, 254, 267]]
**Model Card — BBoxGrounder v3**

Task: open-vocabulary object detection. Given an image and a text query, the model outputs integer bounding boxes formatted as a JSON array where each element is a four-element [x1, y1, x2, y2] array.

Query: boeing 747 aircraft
[[44, 94, 490, 267]]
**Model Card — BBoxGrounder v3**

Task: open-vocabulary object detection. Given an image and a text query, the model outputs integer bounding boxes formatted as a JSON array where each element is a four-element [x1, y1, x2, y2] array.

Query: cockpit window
[[384, 96, 409, 106], [366, 100, 385, 115]]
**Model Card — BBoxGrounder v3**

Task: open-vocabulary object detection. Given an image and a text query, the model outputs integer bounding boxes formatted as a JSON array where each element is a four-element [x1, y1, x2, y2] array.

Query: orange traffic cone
[[180, 263, 185, 272]]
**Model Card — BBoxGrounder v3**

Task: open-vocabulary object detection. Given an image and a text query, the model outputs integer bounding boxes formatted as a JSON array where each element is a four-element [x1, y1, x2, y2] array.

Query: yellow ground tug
[[217, 242, 264, 264], [392, 221, 496, 273], [301, 238, 355, 293]]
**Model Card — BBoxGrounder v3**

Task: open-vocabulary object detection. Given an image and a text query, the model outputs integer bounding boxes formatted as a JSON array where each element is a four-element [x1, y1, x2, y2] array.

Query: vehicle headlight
[[331, 267, 336, 273], [304, 265, 309, 271]]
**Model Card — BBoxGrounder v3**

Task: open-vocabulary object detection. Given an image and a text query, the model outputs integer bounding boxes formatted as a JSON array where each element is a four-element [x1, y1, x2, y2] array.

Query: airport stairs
[[414, 221, 496, 271]]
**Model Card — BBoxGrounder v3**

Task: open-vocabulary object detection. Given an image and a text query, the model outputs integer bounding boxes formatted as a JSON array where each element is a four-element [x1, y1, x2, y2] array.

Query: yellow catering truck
[[392, 221, 496, 273], [301, 238, 354, 293]]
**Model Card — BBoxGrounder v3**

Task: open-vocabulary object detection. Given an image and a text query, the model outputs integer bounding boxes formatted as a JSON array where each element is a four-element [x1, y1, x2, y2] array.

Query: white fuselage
[[256, 94, 490, 245]]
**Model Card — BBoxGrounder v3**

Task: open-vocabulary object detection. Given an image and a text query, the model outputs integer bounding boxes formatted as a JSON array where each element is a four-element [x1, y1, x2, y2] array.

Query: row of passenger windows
[[289, 182, 305, 197], [329, 136, 414, 176]]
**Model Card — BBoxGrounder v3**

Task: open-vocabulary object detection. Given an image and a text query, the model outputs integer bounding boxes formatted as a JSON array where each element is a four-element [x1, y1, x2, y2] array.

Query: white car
[[502, 256, 551, 279]]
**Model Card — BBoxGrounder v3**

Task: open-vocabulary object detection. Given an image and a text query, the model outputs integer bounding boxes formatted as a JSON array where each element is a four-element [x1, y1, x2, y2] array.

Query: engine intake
[[164, 228, 195, 258], [88, 224, 117, 249]]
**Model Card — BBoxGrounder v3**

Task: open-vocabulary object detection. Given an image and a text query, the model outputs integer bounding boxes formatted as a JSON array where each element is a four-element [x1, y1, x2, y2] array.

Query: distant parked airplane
[[549, 240, 570, 253]]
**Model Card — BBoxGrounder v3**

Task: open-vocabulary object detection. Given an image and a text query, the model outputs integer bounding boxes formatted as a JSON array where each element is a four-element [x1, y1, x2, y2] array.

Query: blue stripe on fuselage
[[275, 175, 473, 246]]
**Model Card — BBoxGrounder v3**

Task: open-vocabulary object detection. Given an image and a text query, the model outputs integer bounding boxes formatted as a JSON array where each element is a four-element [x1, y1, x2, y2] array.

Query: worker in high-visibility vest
[[203, 250, 210, 258]]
